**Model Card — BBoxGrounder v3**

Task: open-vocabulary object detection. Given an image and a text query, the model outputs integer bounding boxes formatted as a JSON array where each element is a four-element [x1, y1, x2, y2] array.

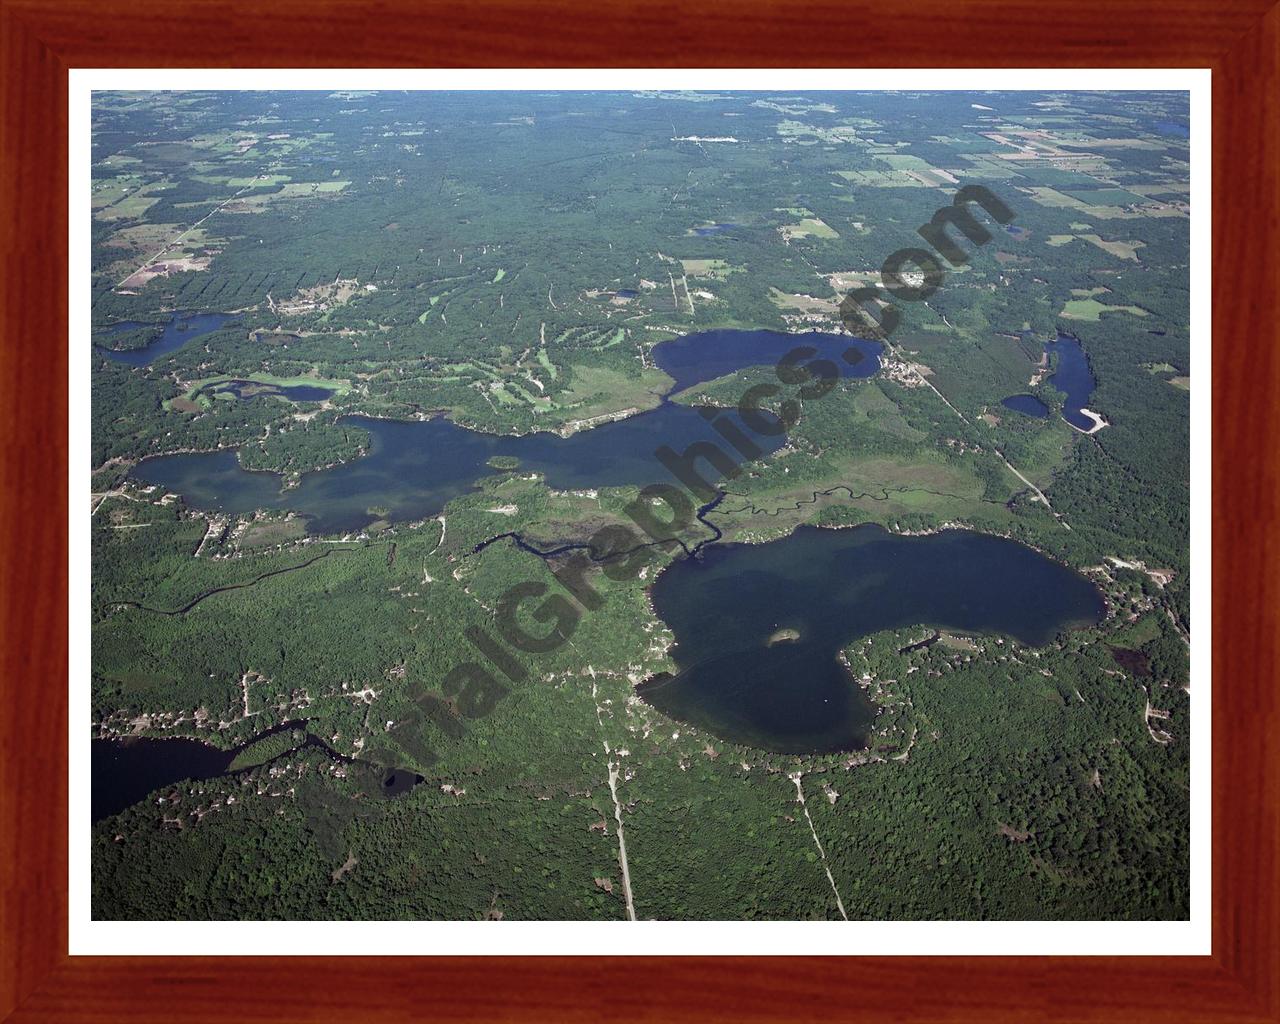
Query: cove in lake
[[651, 328, 881, 395], [95, 312, 236, 368], [92, 720, 423, 822], [1001, 393, 1050, 418], [640, 524, 1105, 754], [1045, 334, 1099, 433], [131, 329, 881, 535]]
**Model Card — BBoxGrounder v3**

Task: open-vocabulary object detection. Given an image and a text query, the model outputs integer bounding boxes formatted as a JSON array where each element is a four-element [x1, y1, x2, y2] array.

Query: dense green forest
[[90, 88, 1192, 922]]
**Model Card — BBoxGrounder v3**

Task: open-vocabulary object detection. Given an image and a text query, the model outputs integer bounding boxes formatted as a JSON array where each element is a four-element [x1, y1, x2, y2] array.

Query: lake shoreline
[[638, 521, 1107, 753]]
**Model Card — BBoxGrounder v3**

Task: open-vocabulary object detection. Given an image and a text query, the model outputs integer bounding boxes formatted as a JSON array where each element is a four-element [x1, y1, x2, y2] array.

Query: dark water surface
[[1001, 393, 1050, 418], [92, 720, 423, 822], [131, 329, 877, 534], [651, 328, 882, 395], [92, 734, 235, 821], [132, 404, 790, 535], [1045, 334, 1099, 432], [95, 312, 236, 367], [641, 524, 1105, 754], [216, 380, 336, 403]]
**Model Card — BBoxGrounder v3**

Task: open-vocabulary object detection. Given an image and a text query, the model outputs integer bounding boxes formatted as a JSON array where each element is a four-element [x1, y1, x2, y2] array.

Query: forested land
[[91, 89, 1193, 921]]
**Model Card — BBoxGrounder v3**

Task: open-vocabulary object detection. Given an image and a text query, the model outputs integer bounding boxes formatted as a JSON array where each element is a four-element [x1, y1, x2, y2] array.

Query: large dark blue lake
[[133, 406, 788, 535], [130, 329, 881, 534], [641, 524, 1106, 753]]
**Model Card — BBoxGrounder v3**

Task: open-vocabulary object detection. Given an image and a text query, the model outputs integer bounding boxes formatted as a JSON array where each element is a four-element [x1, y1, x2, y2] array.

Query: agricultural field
[[1060, 298, 1150, 321]]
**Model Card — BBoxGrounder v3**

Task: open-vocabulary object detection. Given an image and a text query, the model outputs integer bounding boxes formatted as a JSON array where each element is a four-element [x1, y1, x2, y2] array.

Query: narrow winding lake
[[133, 405, 791, 535], [215, 379, 337, 402], [130, 329, 880, 535], [641, 524, 1105, 754], [95, 312, 236, 367], [92, 720, 422, 822], [1045, 334, 1099, 432]]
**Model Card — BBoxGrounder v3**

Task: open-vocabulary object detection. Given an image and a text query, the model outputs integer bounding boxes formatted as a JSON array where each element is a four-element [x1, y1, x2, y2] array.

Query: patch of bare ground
[[119, 254, 213, 289], [331, 851, 358, 882], [790, 772, 849, 920], [1144, 688, 1174, 744], [585, 665, 636, 921], [276, 277, 362, 316]]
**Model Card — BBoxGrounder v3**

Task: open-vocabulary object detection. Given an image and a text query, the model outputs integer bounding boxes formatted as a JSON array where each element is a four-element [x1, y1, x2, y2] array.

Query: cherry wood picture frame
[[2, 1, 1276, 1020]]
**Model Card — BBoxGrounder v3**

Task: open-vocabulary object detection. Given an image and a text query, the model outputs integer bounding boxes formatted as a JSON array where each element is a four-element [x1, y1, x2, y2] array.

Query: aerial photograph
[[89, 88, 1191, 922]]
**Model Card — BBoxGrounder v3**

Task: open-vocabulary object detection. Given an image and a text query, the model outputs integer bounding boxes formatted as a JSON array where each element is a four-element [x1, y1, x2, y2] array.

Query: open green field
[[712, 449, 1006, 545], [556, 362, 673, 424], [781, 217, 839, 239], [836, 169, 930, 187], [1064, 188, 1147, 206], [1060, 298, 1149, 321], [681, 258, 741, 280], [535, 348, 559, 379]]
